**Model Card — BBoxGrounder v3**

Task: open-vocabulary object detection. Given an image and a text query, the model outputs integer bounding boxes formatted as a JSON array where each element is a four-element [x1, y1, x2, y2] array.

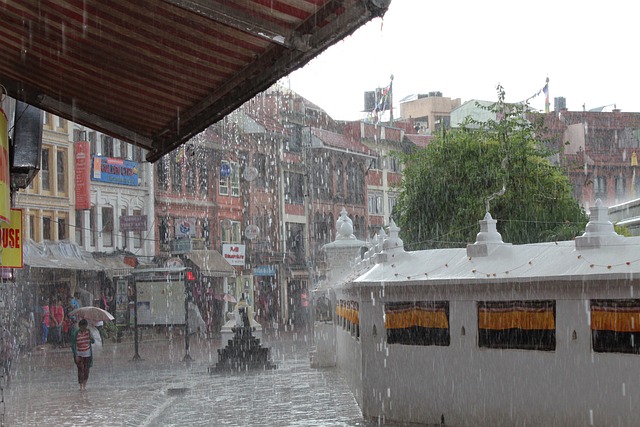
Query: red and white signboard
[[222, 243, 245, 266], [74, 141, 91, 210]]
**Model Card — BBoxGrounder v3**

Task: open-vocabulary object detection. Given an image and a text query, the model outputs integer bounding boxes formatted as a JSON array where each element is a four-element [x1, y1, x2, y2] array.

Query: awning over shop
[[0, 0, 390, 161], [184, 250, 235, 277], [23, 239, 104, 271], [93, 254, 135, 279]]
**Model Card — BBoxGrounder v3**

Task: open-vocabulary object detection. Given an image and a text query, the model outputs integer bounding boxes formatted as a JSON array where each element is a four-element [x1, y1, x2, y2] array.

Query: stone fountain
[[209, 302, 276, 373]]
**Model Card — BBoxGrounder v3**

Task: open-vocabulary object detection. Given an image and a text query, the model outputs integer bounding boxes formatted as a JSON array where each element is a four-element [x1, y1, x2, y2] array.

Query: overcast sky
[[285, 1, 638, 121]]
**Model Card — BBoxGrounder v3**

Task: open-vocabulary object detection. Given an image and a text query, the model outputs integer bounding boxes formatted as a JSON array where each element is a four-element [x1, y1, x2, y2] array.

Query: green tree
[[395, 86, 588, 250]]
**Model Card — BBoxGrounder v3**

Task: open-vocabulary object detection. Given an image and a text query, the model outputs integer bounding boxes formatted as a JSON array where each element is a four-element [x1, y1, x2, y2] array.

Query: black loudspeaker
[[10, 100, 43, 189]]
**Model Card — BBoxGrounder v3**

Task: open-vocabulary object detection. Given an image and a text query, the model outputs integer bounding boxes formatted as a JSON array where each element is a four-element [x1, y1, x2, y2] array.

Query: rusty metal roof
[[0, 0, 389, 162]]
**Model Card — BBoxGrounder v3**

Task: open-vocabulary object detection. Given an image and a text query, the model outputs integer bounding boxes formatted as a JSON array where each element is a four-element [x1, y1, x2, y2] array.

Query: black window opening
[[478, 300, 556, 351], [591, 299, 640, 354], [385, 301, 450, 346]]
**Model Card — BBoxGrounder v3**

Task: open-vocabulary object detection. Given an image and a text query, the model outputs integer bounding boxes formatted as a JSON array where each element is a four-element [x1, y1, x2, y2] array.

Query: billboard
[[91, 156, 139, 186], [136, 275, 185, 325], [0, 208, 23, 268], [222, 243, 245, 266]]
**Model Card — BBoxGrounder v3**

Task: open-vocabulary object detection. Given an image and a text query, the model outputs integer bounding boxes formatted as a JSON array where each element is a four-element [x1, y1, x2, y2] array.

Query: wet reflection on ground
[[4, 330, 388, 426]]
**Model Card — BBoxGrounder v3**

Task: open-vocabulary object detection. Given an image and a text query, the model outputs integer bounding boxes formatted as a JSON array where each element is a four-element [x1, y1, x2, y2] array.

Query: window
[[594, 176, 607, 200], [313, 155, 332, 200], [75, 210, 84, 245], [43, 112, 50, 127], [219, 160, 239, 197], [335, 161, 344, 199], [119, 140, 127, 159], [615, 175, 626, 199], [185, 162, 196, 194], [388, 195, 398, 218], [29, 214, 36, 241], [591, 299, 640, 354], [284, 171, 304, 204], [133, 146, 143, 162], [102, 135, 114, 157], [157, 157, 169, 191], [158, 217, 170, 245], [286, 222, 305, 265], [42, 216, 52, 240], [477, 300, 556, 351], [58, 215, 67, 240], [171, 152, 183, 194], [346, 160, 365, 204], [89, 207, 97, 247], [368, 192, 383, 215], [73, 129, 86, 142], [198, 153, 209, 198], [287, 127, 302, 152], [41, 147, 51, 191], [132, 209, 143, 249], [89, 132, 97, 154], [385, 155, 400, 172], [57, 116, 66, 130], [220, 220, 241, 244], [201, 218, 210, 246], [385, 301, 450, 346], [120, 208, 128, 248], [253, 153, 267, 188], [102, 206, 114, 247], [56, 149, 67, 194]]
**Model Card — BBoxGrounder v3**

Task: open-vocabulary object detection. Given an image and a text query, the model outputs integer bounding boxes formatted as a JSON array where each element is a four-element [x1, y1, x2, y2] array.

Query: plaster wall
[[338, 278, 640, 426]]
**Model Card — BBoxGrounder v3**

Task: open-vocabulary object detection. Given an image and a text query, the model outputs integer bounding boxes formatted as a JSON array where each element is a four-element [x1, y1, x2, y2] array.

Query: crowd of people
[[39, 292, 83, 348]]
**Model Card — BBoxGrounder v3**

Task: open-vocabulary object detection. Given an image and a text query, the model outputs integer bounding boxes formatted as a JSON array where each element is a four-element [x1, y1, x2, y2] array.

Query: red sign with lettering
[[75, 141, 91, 210]]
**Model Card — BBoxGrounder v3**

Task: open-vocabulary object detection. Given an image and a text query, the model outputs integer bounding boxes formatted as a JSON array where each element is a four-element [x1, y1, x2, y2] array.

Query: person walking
[[70, 319, 94, 391]]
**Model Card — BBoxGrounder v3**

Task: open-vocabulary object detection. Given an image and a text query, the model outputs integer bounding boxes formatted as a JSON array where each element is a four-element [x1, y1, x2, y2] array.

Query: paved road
[[2, 330, 370, 427]]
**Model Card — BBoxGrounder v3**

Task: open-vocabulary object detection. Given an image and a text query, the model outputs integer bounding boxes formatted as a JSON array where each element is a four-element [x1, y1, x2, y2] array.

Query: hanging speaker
[[10, 100, 43, 189]]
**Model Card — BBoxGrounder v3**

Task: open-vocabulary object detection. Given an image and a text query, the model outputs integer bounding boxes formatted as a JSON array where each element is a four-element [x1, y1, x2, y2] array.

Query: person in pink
[[40, 303, 50, 345], [71, 319, 94, 391], [50, 299, 65, 348]]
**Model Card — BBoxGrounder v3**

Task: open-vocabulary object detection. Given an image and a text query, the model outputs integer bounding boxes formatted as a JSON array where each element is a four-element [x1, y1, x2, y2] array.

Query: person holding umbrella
[[70, 319, 94, 391]]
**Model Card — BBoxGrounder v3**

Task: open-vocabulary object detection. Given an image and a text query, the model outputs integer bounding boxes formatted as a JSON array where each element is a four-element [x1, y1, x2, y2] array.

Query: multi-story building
[[542, 108, 640, 209], [398, 92, 462, 134], [15, 112, 73, 243]]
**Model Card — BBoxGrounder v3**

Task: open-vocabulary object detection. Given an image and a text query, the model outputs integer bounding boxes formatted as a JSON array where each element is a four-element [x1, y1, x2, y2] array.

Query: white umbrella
[[69, 306, 115, 322]]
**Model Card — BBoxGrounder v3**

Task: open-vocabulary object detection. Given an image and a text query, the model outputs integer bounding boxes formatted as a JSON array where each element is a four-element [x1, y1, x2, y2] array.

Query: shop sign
[[254, 265, 276, 276], [120, 215, 147, 232], [0, 208, 23, 268], [222, 243, 245, 266], [91, 156, 139, 186], [175, 218, 196, 237], [74, 141, 91, 210]]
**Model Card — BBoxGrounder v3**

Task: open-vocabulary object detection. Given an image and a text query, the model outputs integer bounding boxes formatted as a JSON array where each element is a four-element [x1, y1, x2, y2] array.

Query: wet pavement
[[2, 329, 373, 427]]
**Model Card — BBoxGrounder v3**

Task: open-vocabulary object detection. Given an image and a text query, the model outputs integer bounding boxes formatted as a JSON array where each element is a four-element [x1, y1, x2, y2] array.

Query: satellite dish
[[221, 219, 232, 230], [243, 166, 259, 182], [244, 224, 260, 240]]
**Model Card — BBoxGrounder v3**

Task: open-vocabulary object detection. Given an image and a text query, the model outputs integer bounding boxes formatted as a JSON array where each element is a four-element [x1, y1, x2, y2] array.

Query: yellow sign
[[0, 208, 23, 268], [0, 108, 9, 224]]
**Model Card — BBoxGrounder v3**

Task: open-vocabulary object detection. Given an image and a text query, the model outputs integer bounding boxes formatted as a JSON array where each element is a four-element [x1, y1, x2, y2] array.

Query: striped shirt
[[76, 330, 91, 357]]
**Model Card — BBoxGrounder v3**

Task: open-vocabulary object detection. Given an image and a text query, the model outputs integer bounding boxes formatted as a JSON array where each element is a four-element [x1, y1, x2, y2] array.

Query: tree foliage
[[394, 86, 588, 250]]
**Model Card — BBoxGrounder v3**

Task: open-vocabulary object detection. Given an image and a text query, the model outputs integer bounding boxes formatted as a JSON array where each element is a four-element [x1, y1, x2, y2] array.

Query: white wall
[[334, 278, 640, 427]]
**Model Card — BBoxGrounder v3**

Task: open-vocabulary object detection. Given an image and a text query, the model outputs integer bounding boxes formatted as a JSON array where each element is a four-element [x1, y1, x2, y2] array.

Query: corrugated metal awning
[[185, 250, 235, 277], [0, 0, 390, 162], [22, 239, 104, 271]]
